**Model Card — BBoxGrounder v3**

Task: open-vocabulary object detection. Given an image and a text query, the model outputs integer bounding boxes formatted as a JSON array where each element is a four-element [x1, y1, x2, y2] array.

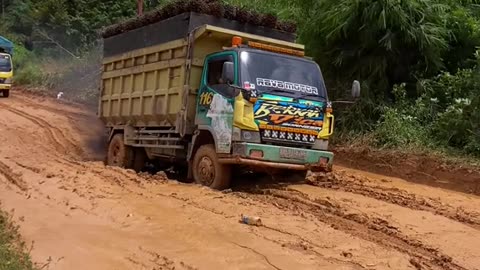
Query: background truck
[[0, 36, 13, 97], [99, 11, 360, 189]]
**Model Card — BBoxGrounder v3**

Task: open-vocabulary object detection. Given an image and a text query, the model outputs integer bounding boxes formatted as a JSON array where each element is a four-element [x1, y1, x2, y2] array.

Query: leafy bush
[[373, 107, 430, 149], [371, 84, 431, 149], [14, 63, 44, 86], [363, 66, 480, 156]]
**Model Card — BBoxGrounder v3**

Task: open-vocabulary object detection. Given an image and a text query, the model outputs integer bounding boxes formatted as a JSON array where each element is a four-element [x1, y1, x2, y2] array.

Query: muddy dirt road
[[0, 91, 479, 270]]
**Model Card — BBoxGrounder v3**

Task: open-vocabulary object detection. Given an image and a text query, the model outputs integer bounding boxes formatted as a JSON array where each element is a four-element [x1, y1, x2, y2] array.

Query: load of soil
[[101, 0, 297, 39]]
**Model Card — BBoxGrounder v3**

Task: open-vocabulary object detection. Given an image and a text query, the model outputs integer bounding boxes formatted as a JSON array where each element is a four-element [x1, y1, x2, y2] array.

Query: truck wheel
[[107, 134, 135, 169], [3, 90, 9, 98], [192, 144, 231, 190]]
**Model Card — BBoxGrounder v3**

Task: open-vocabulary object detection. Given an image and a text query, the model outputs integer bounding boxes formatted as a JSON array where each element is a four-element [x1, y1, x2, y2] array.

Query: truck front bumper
[[0, 84, 11, 90], [219, 143, 334, 172]]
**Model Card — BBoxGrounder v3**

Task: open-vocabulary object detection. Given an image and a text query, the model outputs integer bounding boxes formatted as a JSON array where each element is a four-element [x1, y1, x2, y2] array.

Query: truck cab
[[192, 37, 334, 188], [0, 53, 12, 97]]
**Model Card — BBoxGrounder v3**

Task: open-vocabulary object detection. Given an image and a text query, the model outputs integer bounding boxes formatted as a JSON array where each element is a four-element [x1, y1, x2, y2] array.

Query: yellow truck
[[0, 36, 13, 97], [99, 12, 360, 189]]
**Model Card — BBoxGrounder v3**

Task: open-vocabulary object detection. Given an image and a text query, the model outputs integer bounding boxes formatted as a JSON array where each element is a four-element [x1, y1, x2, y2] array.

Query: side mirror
[[222, 61, 234, 84], [352, 80, 361, 99]]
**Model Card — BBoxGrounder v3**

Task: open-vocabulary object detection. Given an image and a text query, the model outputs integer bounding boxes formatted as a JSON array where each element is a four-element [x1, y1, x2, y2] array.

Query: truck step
[[130, 144, 184, 149]]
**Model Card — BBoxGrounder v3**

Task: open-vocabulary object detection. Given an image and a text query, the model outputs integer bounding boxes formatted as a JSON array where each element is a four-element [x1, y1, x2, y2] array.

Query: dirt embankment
[[0, 90, 479, 270]]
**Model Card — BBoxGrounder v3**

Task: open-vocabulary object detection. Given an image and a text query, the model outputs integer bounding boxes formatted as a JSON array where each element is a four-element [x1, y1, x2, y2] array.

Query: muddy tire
[[3, 90, 9, 98], [107, 134, 135, 169], [192, 144, 231, 190]]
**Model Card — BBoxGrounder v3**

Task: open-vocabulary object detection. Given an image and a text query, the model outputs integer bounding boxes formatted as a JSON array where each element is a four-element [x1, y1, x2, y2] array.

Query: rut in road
[[0, 160, 27, 191], [0, 102, 85, 158], [307, 172, 480, 230], [236, 186, 467, 270]]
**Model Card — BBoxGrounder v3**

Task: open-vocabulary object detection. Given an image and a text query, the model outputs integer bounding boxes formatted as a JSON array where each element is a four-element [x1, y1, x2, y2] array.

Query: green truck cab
[[100, 13, 359, 189], [0, 36, 13, 97]]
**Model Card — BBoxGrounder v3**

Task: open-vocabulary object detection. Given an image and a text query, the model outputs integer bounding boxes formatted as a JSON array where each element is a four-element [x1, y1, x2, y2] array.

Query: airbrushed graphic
[[254, 100, 324, 130]]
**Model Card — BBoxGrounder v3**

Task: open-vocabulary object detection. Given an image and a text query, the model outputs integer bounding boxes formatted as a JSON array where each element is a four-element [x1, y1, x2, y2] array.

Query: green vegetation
[[1, 0, 479, 157], [0, 209, 35, 270]]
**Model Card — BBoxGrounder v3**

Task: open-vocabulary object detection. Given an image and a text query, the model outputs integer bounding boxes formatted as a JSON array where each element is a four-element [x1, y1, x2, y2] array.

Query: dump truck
[[0, 36, 13, 97], [99, 12, 360, 189]]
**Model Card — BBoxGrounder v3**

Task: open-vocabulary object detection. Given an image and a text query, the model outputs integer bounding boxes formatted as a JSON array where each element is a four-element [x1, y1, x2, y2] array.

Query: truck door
[[196, 52, 238, 154]]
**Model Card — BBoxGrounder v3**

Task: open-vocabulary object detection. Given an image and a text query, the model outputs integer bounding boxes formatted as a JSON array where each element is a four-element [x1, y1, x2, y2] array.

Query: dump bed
[[99, 12, 303, 136]]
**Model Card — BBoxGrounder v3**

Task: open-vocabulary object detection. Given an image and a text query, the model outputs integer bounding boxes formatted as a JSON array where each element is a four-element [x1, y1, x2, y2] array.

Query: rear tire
[[3, 90, 9, 98], [107, 134, 132, 168], [192, 144, 231, 190]]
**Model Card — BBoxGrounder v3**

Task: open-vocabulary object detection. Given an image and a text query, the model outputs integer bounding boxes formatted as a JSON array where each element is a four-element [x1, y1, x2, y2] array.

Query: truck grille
[[261, 129, 316, 144], [0, 78, 4, 83]]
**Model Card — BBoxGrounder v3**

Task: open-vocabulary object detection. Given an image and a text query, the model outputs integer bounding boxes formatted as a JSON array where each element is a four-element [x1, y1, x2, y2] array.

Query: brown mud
[[0, 90, 479, 270]]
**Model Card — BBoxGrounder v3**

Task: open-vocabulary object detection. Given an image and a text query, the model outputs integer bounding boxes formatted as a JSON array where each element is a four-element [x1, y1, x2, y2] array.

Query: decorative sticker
[[254, 101, 324, 129], [206, 93, 234, 153]]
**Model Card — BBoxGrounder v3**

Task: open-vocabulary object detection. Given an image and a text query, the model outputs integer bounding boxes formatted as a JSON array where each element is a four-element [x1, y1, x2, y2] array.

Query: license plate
[[279, 148, 306, 160]]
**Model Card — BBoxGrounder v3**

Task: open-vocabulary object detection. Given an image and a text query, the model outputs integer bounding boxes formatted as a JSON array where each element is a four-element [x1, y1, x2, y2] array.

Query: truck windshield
[[0, 55, 12, 72], [239, 50, 327, 100]]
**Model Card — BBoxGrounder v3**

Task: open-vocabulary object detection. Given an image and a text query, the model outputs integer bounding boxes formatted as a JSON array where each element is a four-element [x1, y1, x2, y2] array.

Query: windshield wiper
[[302, 93, 326, 99]]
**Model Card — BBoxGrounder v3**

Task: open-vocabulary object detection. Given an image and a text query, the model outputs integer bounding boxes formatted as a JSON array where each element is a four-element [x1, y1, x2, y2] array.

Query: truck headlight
[[241, 130, 261, 143], [232, 128, 261, 143]]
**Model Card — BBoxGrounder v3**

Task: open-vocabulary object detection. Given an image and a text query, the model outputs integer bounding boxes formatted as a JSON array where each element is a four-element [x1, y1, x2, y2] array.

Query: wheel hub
[[198, 156, 215, 186]]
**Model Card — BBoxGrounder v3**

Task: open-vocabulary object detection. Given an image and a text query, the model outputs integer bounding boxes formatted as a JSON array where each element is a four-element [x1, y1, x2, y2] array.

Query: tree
[[300, 0, 451, 99]]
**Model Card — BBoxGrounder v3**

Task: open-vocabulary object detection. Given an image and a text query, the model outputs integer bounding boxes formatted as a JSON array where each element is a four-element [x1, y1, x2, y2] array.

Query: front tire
[[3, 90, 9, 98], [192, 144, 231, 190]]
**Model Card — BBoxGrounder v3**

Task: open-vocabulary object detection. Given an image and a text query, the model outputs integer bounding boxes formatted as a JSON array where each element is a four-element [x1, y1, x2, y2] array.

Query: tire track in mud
[[308, 172, 480, 230], [236, 187, 467, 270], [0, 103, 85, 158], [13, 96, 92, 119], [0, 160, 27, 191]]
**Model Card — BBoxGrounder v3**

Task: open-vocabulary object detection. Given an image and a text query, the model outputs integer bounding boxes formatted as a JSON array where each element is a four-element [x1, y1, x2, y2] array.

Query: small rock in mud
[[300, 241, 310, 250], [409, 258, 422, 269], [341, 251, 353, 258], [155, 171, 168, 180], [126, 213, 133, 218], [222, 188, 233, 194], [125, 169, 136, 174]]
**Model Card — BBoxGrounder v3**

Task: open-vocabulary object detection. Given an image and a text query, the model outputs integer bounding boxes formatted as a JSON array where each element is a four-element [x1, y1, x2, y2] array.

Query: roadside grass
[[0, 208, 35, 270]]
